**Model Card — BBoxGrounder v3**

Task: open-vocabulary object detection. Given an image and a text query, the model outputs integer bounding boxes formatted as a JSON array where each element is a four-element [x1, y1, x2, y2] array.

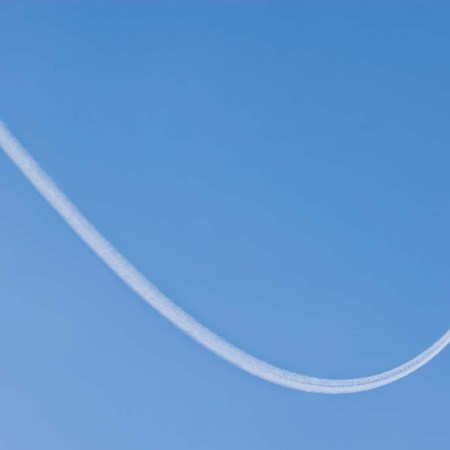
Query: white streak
[[1, 121, 448, 394]]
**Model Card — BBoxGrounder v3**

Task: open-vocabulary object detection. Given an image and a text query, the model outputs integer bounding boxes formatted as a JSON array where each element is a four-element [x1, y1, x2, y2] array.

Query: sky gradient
[[1, 2, 449, 449]]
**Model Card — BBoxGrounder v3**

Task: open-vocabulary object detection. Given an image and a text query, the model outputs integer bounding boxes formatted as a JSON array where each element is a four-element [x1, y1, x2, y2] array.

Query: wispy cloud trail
[[1, 121, 448, 394]]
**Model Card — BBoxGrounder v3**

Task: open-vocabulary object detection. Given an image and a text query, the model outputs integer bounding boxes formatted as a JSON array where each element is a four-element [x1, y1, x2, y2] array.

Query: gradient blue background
[[1, 2, 449, 449]]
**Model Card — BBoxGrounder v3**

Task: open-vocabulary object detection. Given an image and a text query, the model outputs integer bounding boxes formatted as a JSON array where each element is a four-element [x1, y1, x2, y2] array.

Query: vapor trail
[[1, 121, 448, 394]]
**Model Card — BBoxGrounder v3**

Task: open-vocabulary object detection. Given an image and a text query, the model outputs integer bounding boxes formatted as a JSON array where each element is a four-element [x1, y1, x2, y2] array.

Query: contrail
[[1, 121, 448, 394]]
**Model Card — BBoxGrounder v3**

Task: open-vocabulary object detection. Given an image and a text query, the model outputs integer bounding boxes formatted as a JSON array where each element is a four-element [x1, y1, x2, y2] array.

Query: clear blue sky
[[1, 1, 449, 449]]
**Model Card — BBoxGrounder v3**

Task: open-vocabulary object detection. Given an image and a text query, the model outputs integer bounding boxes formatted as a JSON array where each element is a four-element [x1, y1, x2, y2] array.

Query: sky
[[0, 1, 449, 449]]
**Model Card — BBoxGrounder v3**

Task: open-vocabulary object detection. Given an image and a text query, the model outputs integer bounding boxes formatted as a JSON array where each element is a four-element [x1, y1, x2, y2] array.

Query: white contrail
[[1, 121, 448, 394]]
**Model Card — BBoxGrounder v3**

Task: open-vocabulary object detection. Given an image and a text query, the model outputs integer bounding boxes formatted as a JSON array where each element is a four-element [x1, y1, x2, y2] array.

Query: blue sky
[[0, 1, 449, 448]]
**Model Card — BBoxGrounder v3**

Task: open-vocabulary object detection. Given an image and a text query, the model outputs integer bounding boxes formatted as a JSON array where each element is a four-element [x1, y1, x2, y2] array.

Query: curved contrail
[[1, 121, 448, 394]]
